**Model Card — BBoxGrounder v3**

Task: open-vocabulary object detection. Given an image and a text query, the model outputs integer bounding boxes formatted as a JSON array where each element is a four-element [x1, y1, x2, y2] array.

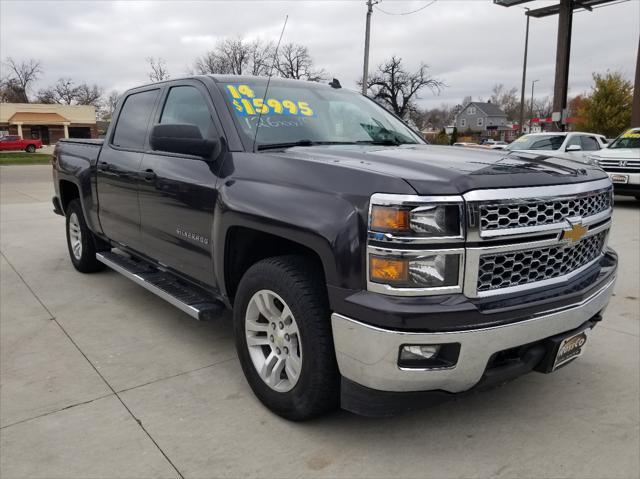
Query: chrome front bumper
[[331, 275, 615, 393]]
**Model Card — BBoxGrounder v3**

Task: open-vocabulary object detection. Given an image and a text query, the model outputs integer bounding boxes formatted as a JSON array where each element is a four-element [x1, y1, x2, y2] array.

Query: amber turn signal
[[370, 256, 408, 283], [370, 206, 410, 232]]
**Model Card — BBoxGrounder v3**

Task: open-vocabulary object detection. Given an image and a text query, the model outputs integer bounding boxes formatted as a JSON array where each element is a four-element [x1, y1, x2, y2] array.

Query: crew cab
[[586, 127, 640, 199], [52, 76, 617, 419], [0, 135, 43, 153]]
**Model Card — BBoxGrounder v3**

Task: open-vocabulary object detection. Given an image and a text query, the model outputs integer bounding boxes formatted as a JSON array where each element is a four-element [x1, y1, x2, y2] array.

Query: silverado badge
[[561, 223, 588, 244]]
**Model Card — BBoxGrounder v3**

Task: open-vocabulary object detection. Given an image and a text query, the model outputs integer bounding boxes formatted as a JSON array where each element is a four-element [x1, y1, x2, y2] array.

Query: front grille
[[597, 158, 640, 172], [477, 231, 607, 292], [479, 189, 611, 231]]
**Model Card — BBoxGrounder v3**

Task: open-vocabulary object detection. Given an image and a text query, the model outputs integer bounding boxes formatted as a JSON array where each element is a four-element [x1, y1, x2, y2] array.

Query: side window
[[112, 89, 160, 150], [566, 136, 581, 148], [581, 136, 600, 151], [160, 86, 216, 139]]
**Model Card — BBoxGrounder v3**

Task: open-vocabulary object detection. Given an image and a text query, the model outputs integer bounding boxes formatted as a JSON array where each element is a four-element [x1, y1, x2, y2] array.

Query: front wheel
[[234, 256, 339, 420], [65, 199, 106, 273], [25, 144, 36, 153]]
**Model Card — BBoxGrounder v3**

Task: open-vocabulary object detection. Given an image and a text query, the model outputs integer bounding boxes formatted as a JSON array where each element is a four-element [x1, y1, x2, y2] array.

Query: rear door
[[96, 87, 161, 251], [138, 81, 223, 287]]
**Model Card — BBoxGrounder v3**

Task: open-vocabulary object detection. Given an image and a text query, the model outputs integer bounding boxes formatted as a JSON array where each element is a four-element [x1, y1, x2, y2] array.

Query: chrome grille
[[597, 158, 640, 172], [479, 189, 611, 231], [477, 231, 607, 292]]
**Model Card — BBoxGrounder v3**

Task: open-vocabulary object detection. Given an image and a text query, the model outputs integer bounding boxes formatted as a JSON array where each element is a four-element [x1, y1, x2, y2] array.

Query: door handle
[[143, 169, 157, 181], [98, 161, 110, 171]]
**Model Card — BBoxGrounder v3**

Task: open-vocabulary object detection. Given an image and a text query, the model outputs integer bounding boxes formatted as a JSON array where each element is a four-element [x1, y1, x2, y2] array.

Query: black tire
[[65, 199, 107, 273], [25, 144, 36, 153], [234, 255, 339, 420]]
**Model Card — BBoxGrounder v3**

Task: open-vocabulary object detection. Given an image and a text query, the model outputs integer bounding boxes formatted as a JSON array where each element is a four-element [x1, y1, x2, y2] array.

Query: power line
[[374, 0, 437, 16]]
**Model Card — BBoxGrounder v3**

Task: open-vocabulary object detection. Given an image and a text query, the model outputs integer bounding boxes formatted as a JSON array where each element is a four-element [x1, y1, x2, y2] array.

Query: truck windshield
[[608, 130, 640, 149], [506, 134, 565, 151], [219, 80, 424, 149]]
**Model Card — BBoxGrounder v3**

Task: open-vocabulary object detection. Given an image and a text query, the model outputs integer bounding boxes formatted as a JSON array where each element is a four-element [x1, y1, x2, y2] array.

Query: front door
[[96, 87, 161, 251], [138, 83, 222, 287]]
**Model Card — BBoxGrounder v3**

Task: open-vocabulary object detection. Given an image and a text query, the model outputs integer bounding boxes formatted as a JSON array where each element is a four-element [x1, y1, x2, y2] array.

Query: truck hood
[[591, 148, 640, 160], [273, 144, 607, 195]]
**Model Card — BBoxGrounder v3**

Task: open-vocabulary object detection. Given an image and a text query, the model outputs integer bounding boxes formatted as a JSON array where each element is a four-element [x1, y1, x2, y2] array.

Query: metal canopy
[[494, 0, 618, 17], [526, 0, 618, 17]]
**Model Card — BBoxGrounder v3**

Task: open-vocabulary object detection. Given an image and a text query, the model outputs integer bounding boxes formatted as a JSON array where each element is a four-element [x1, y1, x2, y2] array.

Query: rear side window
[[112, 89, 160, 150], [581, 136, 600, 151], [160, 86, 216, 139]]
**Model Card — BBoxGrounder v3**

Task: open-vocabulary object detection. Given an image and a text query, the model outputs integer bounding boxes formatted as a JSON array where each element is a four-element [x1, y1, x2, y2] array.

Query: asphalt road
[[1, 165, 638, 479]]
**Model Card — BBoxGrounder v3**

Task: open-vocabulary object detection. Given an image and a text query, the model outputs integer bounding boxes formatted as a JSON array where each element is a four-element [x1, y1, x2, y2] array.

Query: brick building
[[0, 103, 97, 145]]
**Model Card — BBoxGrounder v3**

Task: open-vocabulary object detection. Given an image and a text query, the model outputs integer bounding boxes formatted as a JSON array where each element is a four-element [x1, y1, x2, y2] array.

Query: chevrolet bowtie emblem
[[561, 223, 588, 243]]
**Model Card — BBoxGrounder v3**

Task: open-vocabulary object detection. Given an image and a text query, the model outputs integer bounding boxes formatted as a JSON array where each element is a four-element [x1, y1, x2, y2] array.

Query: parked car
[[506, 132, 606, 161], [52, 75, 617, 419], [585, 127, 640, 199], [0, 135, 43, 153]]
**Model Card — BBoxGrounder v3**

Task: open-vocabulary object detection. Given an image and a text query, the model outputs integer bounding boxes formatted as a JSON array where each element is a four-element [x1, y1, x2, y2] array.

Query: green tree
[[449, 126, 458, 145], [575, 72, 633, 137]]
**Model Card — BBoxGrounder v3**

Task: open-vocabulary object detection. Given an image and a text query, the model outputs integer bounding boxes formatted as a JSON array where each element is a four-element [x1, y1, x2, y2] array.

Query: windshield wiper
[[257, 140, 359, 151], [356, 139, 408, 146]]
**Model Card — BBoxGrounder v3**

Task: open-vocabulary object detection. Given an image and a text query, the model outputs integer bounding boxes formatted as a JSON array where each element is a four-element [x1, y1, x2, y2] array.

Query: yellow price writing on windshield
[[226, 84, 315, 117]]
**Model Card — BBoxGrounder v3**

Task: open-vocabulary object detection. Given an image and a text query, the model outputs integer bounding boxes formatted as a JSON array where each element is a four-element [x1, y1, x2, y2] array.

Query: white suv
[[506, 132, 607, 161], [586, 128, 640, 199]]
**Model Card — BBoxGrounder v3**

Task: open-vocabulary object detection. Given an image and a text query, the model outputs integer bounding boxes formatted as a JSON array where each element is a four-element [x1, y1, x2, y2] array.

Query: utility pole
[[530, 79, 539, 129], [550, 0, 573, 131], [518, 8, 530, 136], [362, 0, 377, 95], [632, 34, 640, 128]]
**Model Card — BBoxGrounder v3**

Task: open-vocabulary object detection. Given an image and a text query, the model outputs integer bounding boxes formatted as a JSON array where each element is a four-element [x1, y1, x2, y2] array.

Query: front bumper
[[605, 171, 640, 196], [332, 272, 615, 398]]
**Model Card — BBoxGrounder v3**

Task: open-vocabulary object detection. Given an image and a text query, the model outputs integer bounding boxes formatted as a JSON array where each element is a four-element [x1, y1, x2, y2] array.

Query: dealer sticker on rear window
[[225, 84, 314, 118]]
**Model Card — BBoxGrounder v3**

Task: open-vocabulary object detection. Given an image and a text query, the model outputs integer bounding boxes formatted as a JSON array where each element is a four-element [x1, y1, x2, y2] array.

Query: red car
[[0, 135, 43, 153]]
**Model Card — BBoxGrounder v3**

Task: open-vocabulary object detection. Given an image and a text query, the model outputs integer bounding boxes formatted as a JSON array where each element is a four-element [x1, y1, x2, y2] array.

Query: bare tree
[[37, 78, 77, 104], [99, 90, 120, 120], [147, 56, 170, 82], [490, 84, 519, 120], [275, 43, 326, 81], [193, 38, 284, 77], [533, 96, 553, 118], [1, 57, 43, 102], [1, 78, 29, 103], [461, 96, 472, 107], [362, 56, 444, 119], [75, 83, 103, 106], [37, 78, 103, 106]]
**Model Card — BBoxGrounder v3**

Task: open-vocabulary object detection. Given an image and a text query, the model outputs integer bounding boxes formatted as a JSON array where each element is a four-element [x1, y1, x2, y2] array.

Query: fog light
[[400, 344, 441, 360], [398, 343, 461, 369]]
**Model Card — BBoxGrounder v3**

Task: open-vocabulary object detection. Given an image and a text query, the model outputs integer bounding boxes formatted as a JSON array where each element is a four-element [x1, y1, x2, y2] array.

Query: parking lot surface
[[1, 165, 639, 479]]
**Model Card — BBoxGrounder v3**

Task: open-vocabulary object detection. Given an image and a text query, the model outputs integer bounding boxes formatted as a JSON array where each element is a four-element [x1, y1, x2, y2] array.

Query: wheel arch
[[222, 225, 333, 306]]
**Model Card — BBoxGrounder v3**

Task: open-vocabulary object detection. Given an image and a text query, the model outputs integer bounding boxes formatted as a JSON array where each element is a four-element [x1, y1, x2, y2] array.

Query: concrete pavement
[[1, 165, 638, 479]]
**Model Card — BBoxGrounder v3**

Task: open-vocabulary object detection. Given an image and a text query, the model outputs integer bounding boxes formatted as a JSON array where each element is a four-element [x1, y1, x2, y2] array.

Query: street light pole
[[362, 0, 376, 95], [518, 8, 530, 135], [530, 79, 539, 131]]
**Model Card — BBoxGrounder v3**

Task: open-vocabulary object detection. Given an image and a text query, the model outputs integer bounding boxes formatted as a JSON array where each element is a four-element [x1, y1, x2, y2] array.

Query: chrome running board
[[96, 251, 224, 321]]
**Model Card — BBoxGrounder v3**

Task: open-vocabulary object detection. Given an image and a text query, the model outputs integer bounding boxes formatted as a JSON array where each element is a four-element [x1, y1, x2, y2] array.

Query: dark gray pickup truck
[[52, 75, 617, 419]]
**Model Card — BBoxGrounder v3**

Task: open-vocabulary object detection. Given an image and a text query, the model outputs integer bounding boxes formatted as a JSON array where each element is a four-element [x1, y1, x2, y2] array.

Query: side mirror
[[150, 123, 218, 158], [566, 144, 582, 152]]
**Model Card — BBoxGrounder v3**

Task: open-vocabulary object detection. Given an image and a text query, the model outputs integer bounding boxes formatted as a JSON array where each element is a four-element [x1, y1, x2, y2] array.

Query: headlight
[[369, 195, 464, 241], [585, 155, 601, 166], [369, 252, 461, 289], [367, 194, 465, 296]]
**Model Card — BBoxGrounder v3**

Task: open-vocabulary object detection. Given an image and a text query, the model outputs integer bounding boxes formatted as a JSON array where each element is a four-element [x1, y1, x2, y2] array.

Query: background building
[[454, 101, 510, 139], [0, 103, 97, 144]]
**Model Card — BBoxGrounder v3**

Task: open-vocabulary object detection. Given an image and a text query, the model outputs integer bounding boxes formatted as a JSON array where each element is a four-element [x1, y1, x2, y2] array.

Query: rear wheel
[[25, 144, 36, 153], [234, 255, 339, 420], [65, 199, 106, 273]]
